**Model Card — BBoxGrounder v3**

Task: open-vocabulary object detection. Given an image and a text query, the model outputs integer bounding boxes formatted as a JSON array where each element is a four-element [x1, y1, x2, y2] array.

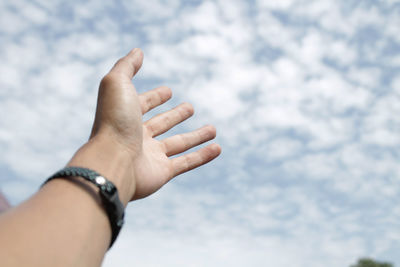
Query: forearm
[[0, 47, 221, 266], [67, 133, 136, 206], [0, 137, 135, 267]]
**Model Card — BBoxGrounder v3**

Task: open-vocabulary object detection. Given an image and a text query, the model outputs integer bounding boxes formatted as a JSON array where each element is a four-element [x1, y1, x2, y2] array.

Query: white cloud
[[257, 0, 295, 10], [121, 0, 181, 22], [361, 93, 400, 146], [347, 67, 382, 88], [1, 0, 400, 266]]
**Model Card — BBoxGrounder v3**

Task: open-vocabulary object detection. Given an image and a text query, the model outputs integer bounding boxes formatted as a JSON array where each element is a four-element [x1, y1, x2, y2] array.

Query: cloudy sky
[[1, 0, 400, 266]]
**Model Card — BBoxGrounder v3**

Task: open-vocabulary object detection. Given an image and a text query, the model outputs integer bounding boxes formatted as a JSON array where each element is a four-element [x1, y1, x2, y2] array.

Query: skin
[[0, 48, 221, 267]]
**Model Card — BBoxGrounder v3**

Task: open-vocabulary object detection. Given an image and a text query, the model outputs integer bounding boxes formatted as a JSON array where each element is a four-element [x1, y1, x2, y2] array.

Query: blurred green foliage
[[350, 258, 393, 267]]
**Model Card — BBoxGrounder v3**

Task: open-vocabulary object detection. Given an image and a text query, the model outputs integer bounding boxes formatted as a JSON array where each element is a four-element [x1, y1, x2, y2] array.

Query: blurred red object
[[0, 191, 10, 213]]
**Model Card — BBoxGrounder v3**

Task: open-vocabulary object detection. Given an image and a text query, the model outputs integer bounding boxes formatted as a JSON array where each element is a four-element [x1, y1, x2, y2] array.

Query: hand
[[89, 48, 221, 200], [0, 48, 221, 267]]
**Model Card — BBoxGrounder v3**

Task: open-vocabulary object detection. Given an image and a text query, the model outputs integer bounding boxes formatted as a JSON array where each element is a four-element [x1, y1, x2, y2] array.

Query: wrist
[[67, 135, 136, 206]]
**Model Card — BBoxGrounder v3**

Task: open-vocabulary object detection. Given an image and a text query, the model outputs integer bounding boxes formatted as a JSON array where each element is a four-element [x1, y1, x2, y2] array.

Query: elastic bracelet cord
[[42, 166, 125, 248]]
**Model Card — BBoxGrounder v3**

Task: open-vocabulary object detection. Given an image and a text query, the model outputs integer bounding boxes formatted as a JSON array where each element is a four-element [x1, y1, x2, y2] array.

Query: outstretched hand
[[89, 48, 221, 201], [0, 48, 221, 267]]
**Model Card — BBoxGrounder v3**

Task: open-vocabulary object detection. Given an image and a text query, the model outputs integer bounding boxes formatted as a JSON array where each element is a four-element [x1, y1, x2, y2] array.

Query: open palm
[[91, 49, 221, 201], [133, 87, 220, 199]]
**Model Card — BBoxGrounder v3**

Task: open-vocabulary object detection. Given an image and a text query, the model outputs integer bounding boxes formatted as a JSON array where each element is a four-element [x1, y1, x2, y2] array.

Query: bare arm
[[0, 48, 221, 267]]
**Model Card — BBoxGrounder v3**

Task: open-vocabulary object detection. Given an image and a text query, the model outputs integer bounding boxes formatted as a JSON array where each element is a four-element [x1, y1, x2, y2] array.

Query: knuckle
[[179, 133, 190, 146], [195, 130, 204, 141], [144, 123, 154, 135], [100, 74, 118, 88], [115, 57, 126, 67], [146, 94, 155, 107], [155, 89, 164, 102], [183, 155, 191, 170], [164, 113, 172, 126], [161, 141, 169, 154]]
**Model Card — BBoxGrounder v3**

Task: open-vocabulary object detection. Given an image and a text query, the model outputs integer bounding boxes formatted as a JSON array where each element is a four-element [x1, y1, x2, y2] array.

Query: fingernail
[[132, 48, 141, 55], [126, 48, 138, 57]]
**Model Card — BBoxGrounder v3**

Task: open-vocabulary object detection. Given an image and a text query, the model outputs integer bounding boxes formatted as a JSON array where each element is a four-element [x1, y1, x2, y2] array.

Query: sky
[[1, 0, 400, 266]]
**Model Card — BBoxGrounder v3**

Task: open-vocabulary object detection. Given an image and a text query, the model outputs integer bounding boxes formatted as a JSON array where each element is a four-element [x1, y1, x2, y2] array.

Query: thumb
[[109, 48, 144, 79]]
